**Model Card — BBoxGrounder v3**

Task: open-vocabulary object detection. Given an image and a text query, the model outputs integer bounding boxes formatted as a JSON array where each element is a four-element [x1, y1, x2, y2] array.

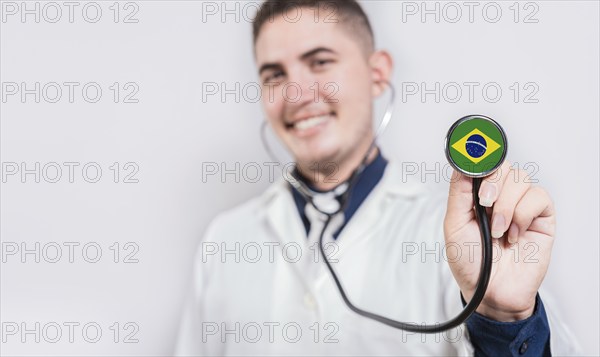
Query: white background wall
[[1, 0, 598, 355]]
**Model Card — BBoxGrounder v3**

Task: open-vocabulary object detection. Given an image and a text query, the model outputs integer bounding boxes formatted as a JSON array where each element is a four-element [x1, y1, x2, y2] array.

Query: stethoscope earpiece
[[445, 115, 508, 178]]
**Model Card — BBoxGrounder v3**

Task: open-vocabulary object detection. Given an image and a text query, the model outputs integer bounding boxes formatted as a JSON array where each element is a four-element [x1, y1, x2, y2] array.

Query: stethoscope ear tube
[[318, 177, 493, 333]]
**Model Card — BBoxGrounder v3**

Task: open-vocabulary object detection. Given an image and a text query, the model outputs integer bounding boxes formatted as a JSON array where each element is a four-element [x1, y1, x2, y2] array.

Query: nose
[[285, 67, 318, 107]]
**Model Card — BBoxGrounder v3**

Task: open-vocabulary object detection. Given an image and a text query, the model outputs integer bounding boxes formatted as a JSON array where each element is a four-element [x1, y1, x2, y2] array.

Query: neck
[[296, 141, 379, 192]]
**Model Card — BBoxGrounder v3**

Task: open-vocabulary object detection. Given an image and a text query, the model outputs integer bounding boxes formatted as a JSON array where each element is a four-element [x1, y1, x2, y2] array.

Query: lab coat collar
[[258, 159, 428, 249]]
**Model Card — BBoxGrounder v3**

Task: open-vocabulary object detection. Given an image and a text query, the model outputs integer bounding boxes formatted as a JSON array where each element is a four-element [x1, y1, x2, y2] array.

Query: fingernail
[[491, 214, 505, 239], [508, 223, 519, 244], [479, 183, 496, 207]]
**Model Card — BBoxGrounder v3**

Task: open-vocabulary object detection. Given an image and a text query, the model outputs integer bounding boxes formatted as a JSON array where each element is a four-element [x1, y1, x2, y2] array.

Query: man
[[176, 1, 578, 355]]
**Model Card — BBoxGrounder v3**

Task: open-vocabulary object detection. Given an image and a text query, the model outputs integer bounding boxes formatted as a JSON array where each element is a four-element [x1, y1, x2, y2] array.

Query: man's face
[[255, 10, 375, 168]]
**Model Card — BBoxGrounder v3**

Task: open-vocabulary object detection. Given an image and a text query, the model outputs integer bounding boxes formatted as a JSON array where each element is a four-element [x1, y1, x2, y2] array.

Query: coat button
[[304, 293, 317, 310], [519, 340, 529, 354]]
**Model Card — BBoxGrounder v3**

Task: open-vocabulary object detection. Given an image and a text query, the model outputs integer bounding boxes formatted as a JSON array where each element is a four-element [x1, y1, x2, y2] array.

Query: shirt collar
[[290, 150, 388, 238]]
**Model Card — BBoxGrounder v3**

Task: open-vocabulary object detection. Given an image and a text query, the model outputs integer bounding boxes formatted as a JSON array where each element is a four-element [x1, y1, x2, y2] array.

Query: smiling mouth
[[285, 111, 336, 131]]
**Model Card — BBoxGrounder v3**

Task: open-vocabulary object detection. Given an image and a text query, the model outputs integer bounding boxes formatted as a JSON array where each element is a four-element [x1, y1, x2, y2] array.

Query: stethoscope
[[261, 80, 508, 333]]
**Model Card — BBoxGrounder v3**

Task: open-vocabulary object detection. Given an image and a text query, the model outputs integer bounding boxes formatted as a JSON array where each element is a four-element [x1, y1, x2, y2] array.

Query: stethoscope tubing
[[316, 177, 493, 333], [260, 80, 494, 332]]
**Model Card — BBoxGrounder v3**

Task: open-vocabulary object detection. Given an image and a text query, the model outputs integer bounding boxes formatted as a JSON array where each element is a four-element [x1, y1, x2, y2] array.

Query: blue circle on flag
[[465, 134, 487, 158]]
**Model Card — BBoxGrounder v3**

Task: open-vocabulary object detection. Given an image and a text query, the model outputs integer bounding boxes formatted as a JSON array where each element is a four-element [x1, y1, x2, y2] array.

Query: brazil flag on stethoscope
[[445, 115, 508, 178]]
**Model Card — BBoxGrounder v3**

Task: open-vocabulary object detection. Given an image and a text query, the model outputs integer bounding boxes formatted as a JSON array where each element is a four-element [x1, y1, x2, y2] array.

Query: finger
[[478, 161, 511, 207], [446, 169, 475, 233], [489, 168, 531, 240], [509, 186, 556, 243]]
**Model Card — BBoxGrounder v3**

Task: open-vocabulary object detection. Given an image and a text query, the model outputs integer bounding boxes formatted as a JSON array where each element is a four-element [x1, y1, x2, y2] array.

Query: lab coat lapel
[[262, 180, 306, 246], [334, 160, 427, 256], [260, 180, 319, 286], [258, 161, 428, 280]]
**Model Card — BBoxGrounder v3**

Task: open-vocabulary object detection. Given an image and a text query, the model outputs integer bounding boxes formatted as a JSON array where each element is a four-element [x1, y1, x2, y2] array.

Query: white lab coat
[[175, 160, 579, 356]]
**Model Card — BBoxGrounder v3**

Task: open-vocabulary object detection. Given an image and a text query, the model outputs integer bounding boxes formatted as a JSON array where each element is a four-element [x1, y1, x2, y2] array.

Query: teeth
[[294, 115, 330, 131]]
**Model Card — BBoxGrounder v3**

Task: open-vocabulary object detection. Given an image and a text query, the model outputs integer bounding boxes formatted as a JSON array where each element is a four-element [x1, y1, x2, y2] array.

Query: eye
[[312, 59, 334, 68], [263, 70, 285, 84]]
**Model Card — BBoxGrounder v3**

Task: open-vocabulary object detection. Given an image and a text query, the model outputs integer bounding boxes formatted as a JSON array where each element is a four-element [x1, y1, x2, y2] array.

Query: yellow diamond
[[451, 129, 501, 164]]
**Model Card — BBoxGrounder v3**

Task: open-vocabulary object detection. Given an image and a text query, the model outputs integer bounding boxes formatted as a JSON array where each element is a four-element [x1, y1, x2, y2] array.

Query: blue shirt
[[290, 150, 552, 356], [291, 150, 388, 239]]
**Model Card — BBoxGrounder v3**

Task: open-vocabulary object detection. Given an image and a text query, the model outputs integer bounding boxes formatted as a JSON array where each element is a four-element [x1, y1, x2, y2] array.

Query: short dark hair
[[252, 0, 375, 55]]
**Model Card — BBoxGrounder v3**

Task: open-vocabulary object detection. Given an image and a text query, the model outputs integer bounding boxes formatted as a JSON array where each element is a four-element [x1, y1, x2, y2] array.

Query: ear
[[368, 50, 394, 98]]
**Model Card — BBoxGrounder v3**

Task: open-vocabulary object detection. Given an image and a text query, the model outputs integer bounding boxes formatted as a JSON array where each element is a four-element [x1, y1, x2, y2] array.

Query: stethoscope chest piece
[[445, 114, 508, 178]]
